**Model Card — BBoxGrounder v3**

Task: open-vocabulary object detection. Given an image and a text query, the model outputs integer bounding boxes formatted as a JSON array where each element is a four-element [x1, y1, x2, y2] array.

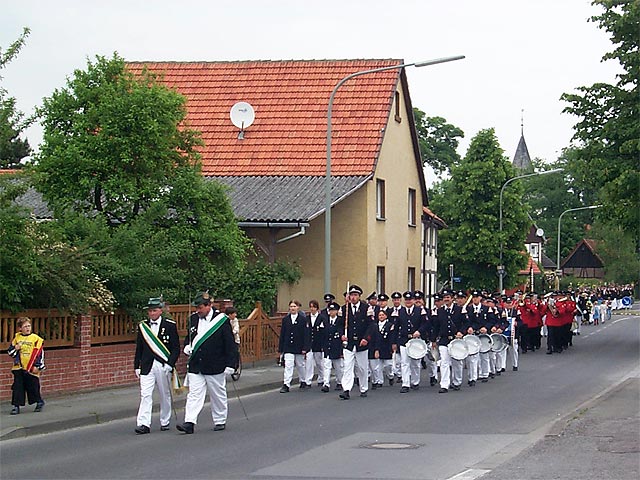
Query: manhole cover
[[360, 442, 423, 450]]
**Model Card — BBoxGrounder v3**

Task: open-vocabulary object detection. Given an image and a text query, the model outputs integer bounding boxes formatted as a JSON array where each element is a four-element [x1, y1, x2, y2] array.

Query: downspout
[[276, 226, 306, 244]]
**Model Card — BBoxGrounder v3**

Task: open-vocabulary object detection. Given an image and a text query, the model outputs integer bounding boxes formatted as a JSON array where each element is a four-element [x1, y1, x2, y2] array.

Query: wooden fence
[[1, 303, 283, 363]]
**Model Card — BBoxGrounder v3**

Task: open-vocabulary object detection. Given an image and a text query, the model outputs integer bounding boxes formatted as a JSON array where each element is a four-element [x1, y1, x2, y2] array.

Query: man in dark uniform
[[432, 289, 467, 393], [463, 290, 485, 387], [396, 291, 425, 393], [177, 292, 238, 434], [134, 297, 180, 434], [389, 291, 403, 383], [369, 308, 396, 389], [321, 302, 344, 392], [339, 285, 374, 399]]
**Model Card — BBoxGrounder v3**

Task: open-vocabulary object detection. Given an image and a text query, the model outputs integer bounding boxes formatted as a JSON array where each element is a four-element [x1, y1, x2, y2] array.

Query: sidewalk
[[0, 359, 286, 441]]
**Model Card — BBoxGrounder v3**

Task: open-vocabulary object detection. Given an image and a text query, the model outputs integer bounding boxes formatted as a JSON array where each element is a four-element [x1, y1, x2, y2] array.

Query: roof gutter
[[237, 222, 310, 229]]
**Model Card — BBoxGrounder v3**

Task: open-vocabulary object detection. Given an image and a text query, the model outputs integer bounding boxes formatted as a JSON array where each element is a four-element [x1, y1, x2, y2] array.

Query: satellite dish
[[230, 102, 255, 139], [536, 228, 544, 237]]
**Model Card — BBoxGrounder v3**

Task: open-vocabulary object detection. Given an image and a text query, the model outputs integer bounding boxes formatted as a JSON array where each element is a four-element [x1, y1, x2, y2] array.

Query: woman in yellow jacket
[[7, 317, 45, 415]]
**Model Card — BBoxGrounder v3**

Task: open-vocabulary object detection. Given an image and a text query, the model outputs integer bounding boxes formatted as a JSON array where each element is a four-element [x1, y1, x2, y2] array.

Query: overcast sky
[[1, 0, 621, 184]]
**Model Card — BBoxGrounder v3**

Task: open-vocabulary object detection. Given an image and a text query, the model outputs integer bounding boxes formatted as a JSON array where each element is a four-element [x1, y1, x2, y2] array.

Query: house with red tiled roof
[[127, 60, 445, 309]]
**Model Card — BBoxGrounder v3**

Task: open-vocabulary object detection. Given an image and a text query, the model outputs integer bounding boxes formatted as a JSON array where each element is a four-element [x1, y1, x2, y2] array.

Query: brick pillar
[[77, 314, 93, 389]]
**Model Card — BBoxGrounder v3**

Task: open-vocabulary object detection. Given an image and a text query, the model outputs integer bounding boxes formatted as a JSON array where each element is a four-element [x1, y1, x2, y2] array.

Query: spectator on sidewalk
[[133, 297, 180, 434], [8, 317, 46, 415], [177, 292, 238, 434]]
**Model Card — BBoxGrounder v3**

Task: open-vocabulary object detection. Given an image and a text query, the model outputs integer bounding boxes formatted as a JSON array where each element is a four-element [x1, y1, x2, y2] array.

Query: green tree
[[0, 27, 32, 169], [561, 0, 640, 244], [413, 108, 464, 175], [589, 221, 640, 284], [429, 128, 529, 290], [34, 53, 203, 226]]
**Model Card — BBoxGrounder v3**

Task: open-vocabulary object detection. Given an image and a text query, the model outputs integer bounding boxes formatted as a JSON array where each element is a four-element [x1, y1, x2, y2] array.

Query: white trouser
[[342, 347, 368, 393], [479, 352, 490, 378], [305, 351, 325, 385], [137, 359, 172, 428], [451, 357, 464, 387], [426, 358, 438, 379], [283, 353, 306, 387], [496, 348, 507, 371], [393, 352, 402, 377], [489, 351, 496, 374], [322, 357, 344, 387], [465, 353, 478, 382], [184, 372, 227, 425], [438, 345, 451, 389], [399, 345, 421, 387], [510, 339, 519, 368], [369, 358, 393, 385]]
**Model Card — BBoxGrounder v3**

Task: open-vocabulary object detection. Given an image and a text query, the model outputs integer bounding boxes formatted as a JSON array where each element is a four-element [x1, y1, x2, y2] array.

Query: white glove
[[162, 363, 173, 374], [224, 367, 235, 376], [184, 345, 192, 356], [134, 369, 140, 378]]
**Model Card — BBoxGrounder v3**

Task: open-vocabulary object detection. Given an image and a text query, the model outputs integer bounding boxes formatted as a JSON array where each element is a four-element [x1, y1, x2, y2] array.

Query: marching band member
[[494, 302, 510, 375], [396, 291, 424, 393], [321, 302, 344, 392], [485, 297, 500, 378], [426, 293, 444, 386], [545, 292, 564, 354], [503, 296, 521, 371], [369, 308, 396, 389], [389, 291, 404, 383], [304, 299, 326, 388], [133, 297, 180, 434], [339, 285, 374, 400], [432, 289, 467, 393], [278, 300, 311, 392], [464, 290, 484, 387]]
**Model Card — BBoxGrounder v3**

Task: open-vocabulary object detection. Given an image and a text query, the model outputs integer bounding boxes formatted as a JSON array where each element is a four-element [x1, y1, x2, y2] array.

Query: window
[[408, 188, 416, 226], [376, 179, 386, 220], [394, 91, 401, 123], [376, 266, 385, 294], [407, 267, 416, 291]]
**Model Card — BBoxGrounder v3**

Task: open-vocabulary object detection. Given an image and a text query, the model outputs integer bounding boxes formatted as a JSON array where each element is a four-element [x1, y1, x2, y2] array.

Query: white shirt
[[197, 309, 214, 336]]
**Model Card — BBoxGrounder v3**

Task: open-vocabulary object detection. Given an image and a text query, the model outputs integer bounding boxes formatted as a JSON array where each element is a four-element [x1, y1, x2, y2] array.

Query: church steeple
[[513, 109, 532, 171]]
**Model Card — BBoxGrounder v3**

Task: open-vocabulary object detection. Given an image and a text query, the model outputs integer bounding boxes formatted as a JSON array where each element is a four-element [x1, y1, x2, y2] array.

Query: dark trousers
[[547, 326, 563, 353], [11, 370, 43, 407]]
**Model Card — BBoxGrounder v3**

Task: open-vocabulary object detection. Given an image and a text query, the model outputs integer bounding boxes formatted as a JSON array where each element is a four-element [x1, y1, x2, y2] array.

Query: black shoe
[[335, 383, 342, 391], [438, 388, 448, 393], [135, 425, 151, 435], [176, 422, 194, 434], [34, 401, 44, 413], [372, 383, 378, 390], [451, 384, 460, 391], [400, 386, 410, 393], [410, 384, 419, 391], [512, 366, 518, 371], [360, 391, 368, 398], [522, 349, 527, 354], [160, 424, 170, 431], [321, 385, 330, 393], [339, 390, 350, 400], [489, 373, 495, 379], [546, 350, 553, 355], [213, 424, 226, 431], [501, 368, 505, 372], [388, 377, 395, 386], [279, 384, 290, 393], [469, 380, 476, 387], [299, 382, 308, 389], [430, 376, 437, 386], [317, 382, 323, 387], [496, 371, 501, 376], [481, 378, 489, 383], [10, 406, 19, 415]]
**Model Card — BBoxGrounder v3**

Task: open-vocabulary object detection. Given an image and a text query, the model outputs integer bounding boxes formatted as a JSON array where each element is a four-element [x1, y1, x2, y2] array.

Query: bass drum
[[463, 334, 481, 355], [490, 333, 508, 353], [478, 333, 493, 353], [448, 338, 469, 361], [406, 338, 428, 360]]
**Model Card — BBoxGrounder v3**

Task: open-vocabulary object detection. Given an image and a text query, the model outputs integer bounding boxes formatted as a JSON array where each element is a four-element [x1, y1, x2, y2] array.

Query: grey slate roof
[[210, 175, 369, 223], [513, 134, 532, 171], [16, 187, 53, 219], [541, 252, 556, 270]]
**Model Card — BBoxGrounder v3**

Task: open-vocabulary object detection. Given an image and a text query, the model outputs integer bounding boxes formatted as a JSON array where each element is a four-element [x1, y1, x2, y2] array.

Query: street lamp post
[[555, 204, 603, 290], [324, 55, 465, 294], [498, 168, 563, 293]]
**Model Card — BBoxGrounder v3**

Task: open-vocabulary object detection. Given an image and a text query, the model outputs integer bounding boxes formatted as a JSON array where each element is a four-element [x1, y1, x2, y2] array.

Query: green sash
[[190, 312, 228, 355], [139, 320, 170, 363]]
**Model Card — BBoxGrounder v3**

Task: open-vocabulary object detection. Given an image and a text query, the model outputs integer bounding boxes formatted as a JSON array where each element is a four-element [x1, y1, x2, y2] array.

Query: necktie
[[150, 321, 158, 326]]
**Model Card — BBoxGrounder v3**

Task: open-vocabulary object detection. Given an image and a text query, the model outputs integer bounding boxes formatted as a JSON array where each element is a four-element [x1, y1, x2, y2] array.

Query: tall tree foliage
[[413, 108, 464, 175], [429, 128, 529, 290], [0, 27, 32, 169], [561, 0, 639, 244]]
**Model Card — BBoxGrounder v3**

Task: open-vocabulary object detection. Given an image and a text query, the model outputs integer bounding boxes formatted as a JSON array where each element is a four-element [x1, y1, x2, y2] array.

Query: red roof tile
[[518, 255, 542, 275], [126, 60, 402, 176]]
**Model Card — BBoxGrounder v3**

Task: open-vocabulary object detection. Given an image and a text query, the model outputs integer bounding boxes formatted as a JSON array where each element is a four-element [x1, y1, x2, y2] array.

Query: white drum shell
[[448, 338, 469, 361], [463, 335, 481, 355], [406, 338, 428, 359], [490, 333, 508, 353], [478, 334, 493, 353]]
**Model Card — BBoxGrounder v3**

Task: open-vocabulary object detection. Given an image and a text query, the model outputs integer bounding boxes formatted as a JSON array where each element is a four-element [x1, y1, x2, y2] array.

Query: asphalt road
[[1, 316, 638, 480]]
